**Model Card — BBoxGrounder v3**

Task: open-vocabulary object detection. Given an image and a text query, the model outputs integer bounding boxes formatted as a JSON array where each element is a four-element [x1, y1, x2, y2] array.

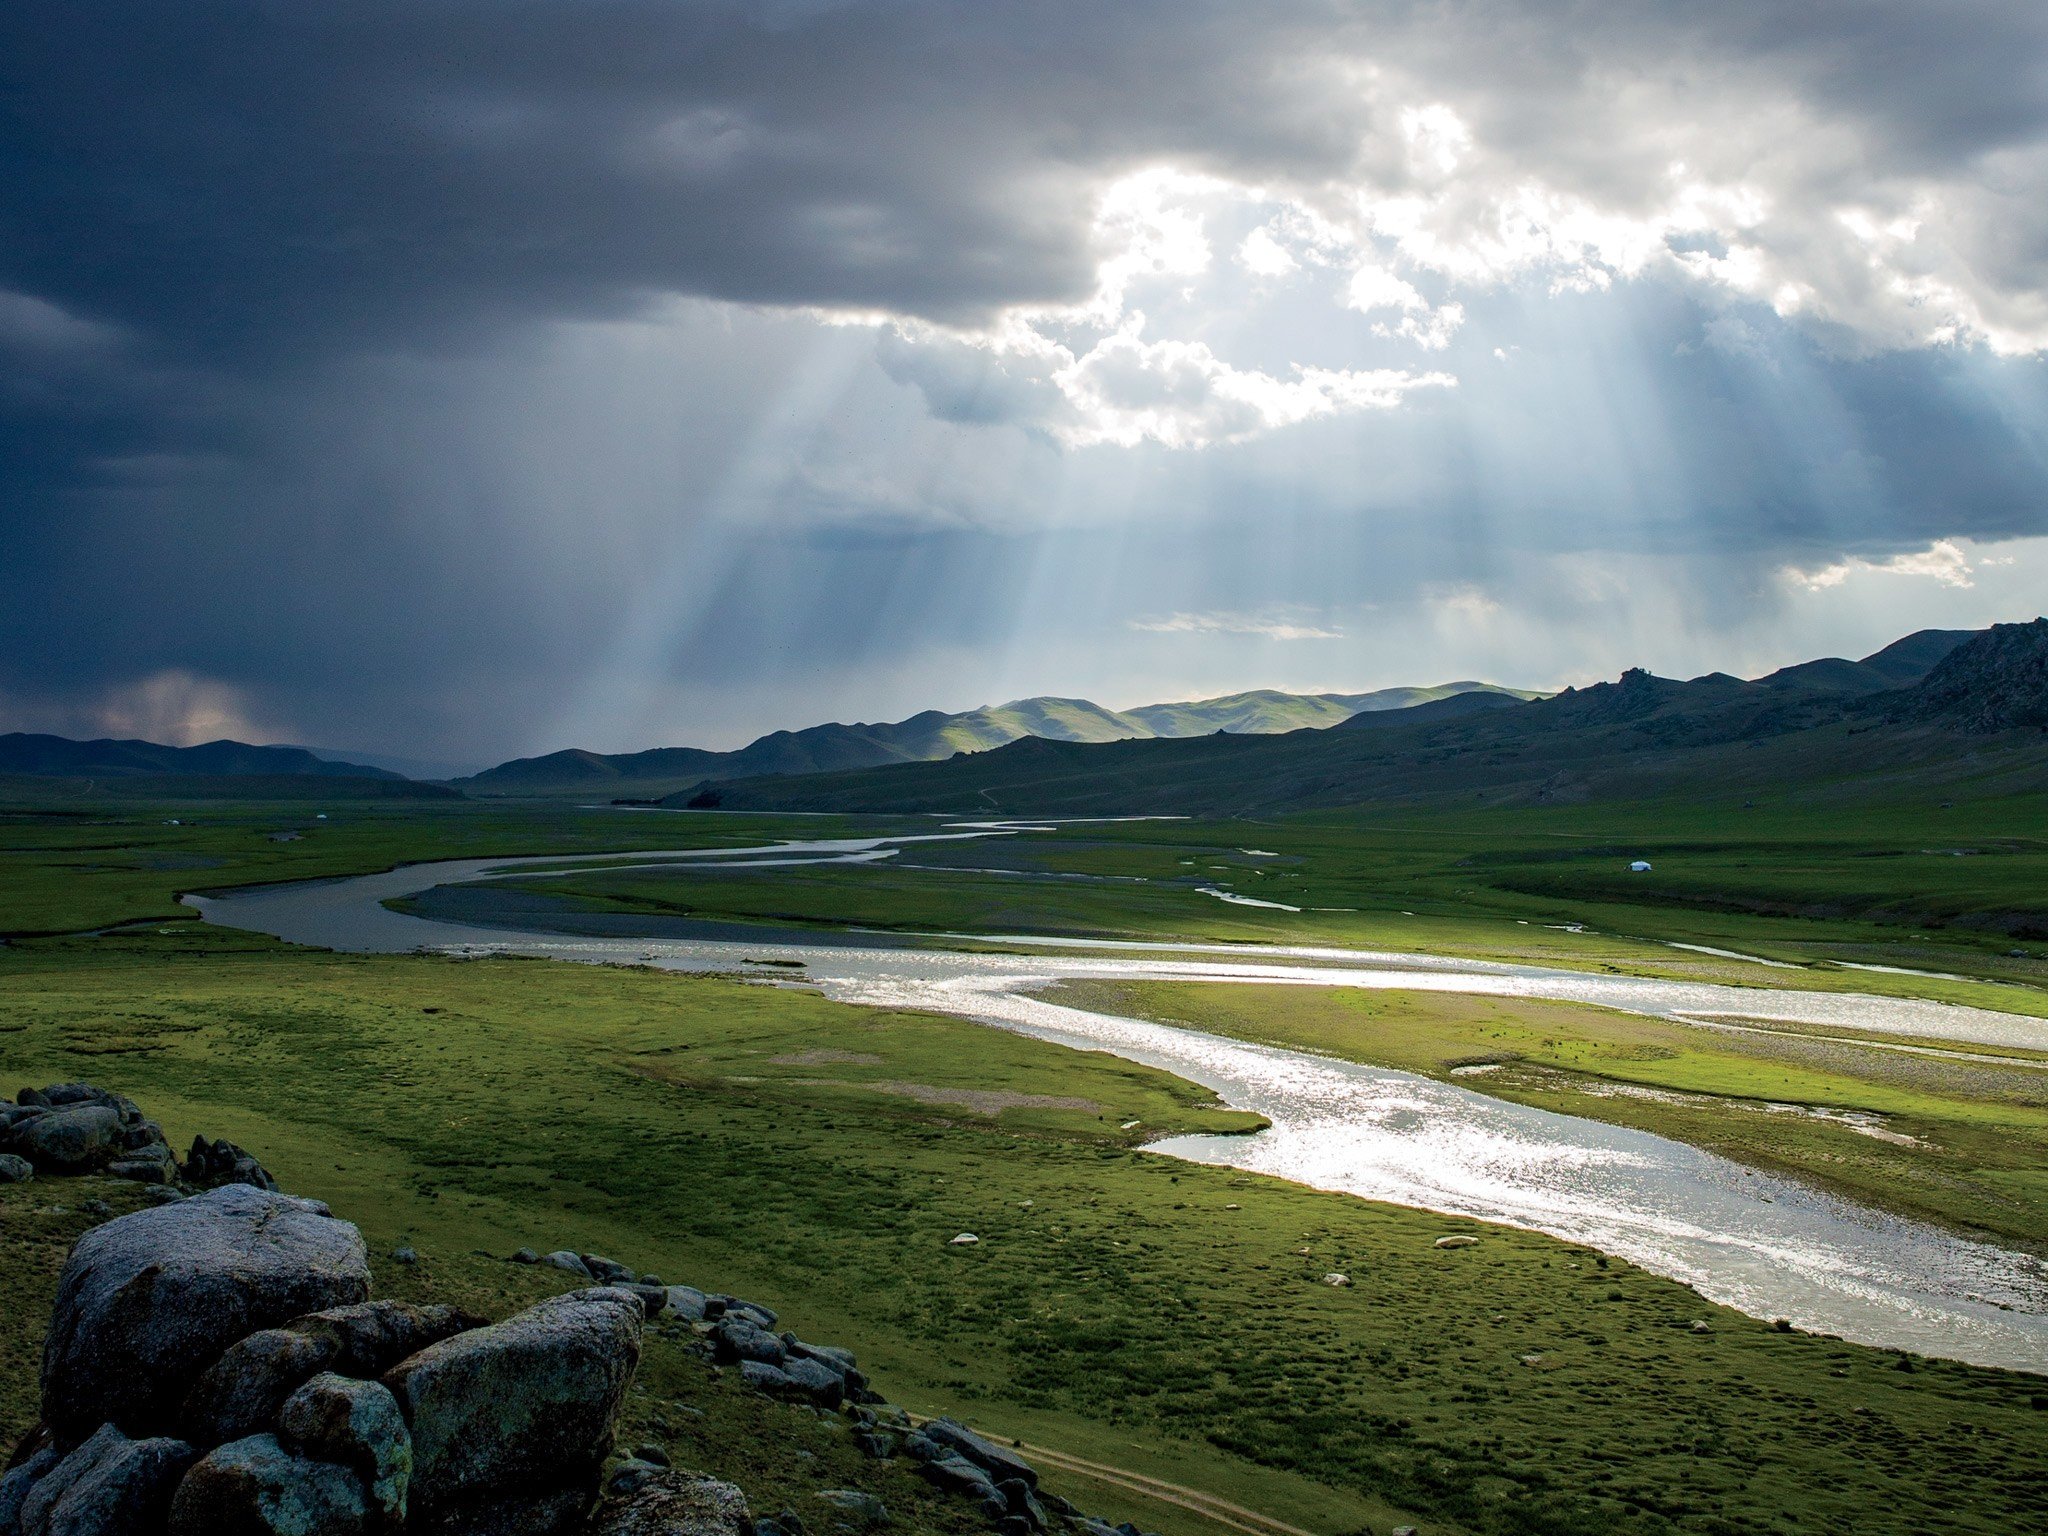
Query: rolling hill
[[689, 624, 2036, 817], [454, 681, 1538, 799], [0, 734, 401, 781]]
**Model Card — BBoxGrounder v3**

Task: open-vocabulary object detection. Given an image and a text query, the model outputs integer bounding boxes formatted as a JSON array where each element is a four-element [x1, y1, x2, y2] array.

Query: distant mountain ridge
[[0, 734, 400, 781], [453, 681, 1540, 798], [697, 624, 2038, 817]]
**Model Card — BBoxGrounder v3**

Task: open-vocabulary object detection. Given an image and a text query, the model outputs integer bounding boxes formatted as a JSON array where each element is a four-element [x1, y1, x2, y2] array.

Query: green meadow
[[4, 793, 2048, 1535], [477, 797, 2048, 1012], [5, 932, 2047, 1536]]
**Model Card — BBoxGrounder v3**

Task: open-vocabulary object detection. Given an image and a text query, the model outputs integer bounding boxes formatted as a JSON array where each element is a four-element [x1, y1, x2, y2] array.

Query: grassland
[[1051, 981, 2048, 1253], [476, 797, 2048, 1014], [0, 789, 892, 935], [5, 929, 2048, 1536], [6, 793, 2048, 1533]]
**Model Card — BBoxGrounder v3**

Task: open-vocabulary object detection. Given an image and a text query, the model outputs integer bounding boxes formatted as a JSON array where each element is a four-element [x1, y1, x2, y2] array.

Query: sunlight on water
[[190, 832, 2048, 1374]]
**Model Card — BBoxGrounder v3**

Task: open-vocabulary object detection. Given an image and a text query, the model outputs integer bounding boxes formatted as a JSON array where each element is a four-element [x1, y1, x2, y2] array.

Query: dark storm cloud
[[9, 0, 2048, 366], [5, 0, 2048, 758]]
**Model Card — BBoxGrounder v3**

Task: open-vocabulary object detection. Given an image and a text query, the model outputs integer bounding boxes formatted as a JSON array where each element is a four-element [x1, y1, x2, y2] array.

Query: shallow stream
[[190, 826, 2048, 1373]]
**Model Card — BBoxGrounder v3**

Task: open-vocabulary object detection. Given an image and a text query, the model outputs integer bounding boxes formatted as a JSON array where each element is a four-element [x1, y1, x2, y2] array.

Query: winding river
[[189, 826, 2048, 1374]]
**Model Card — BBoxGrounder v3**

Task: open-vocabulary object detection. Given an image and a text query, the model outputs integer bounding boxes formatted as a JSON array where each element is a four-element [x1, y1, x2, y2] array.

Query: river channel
[[189, 826, 2048, 1373]]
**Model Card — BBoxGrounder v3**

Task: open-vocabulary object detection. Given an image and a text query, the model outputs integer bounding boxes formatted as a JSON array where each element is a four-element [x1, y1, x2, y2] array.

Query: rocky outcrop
[[1887, 617, 2048, 732], [0, 1085, 273, 1190], [383, 1287, 643, 1536], [591, 1471, 750, 1536], [6, 1112, 642, 1536], [1, 1087, 177, 1184], [180, 1302, 473, 1447], [179, 1138, 279, 1194], [41, 1185, 372, 1439], [15, 1424, 194, 1536], [169, 1433, 375, 1536], [4, 1085, 1163, 1536]]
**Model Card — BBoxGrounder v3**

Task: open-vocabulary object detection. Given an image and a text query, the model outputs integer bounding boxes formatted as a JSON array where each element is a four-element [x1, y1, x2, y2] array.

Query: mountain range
[[689, 624, 2048, 817], [5, 623, 2039, 815], [448, 682, 1538, 799], [0, 735, 400, 781]]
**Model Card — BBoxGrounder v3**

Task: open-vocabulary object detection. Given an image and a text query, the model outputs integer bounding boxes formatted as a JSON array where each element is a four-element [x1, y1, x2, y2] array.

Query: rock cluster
[[548, 1249, 1162, 1536], [0, 1084, 277, 1191], [6, 1083, 1163, 1536], [5, 1186, 645, 1536]]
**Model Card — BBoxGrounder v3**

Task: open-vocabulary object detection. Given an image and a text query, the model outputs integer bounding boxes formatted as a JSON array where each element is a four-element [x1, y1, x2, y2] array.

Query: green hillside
[[455, 683, 1535, 798], [693, 623, 2046, 818]]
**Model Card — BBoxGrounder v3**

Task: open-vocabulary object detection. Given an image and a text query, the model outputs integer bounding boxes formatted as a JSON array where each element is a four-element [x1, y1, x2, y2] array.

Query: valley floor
[[4, 795, 2048, 1535]]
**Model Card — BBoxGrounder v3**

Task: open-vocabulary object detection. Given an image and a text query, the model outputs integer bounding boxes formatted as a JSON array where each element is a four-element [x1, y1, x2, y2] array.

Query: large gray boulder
[[41, 1186, 371, 1438], [16, 1422, 195, 1536], [180, 1300, 474, 1447], [382, 1287, 643, 1536], [167, 1434, 371, 1536], [0, 1153, 32, 1184], [10, 1107, 124, 1176], [277, 1373, 412, 1526], [590, 1472, 750, 1536], [919, 1418, 1037, 1488]]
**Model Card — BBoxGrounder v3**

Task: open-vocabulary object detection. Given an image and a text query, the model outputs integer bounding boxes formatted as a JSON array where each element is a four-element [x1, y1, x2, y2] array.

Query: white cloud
[[1129, 610, 1345, 641], [1055, 328, 1452, 449], [1788, 538, 1980, 591], [1237, 226, 1298, 277]]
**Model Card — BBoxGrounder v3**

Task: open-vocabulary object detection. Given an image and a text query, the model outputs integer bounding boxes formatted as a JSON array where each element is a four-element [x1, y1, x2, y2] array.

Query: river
[[188, 827, 2048, 1374]]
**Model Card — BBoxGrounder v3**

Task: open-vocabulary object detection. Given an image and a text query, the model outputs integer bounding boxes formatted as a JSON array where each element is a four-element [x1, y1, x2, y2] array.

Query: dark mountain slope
[[1884, 618, 2048, 732], [456, 684, 1536, 798], [0, 734, 399, 780], [699, 621, 2048, 817], [1337, 688, 1530, 730]]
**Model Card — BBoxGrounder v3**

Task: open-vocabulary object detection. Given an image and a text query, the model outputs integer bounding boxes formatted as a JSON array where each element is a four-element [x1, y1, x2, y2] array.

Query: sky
[[6, 1, 2048, 771]]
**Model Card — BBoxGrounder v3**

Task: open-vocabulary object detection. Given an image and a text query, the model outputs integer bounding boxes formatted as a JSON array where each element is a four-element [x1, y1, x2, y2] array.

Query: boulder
[[816, 1490, 888, 1526], [168, 1433, 371, 1536], [41, 1185, 371, 1438], [180, 1330, 333, 1448], [0, 1154, 32, 1184], [107, 1145, 178, 1185], [736, 1361, 796, 1395], [619, 1285, 667, 1320], [662, 1286, 709, 1323], [777, 1358, 845, 1408], [539, 1252, 591, 1280], [278, 1373, 412, 1525], [579, 1256, 634, 1285], [711, 1318, 783, 1367], [16, 1422, 195, 1536], [181, 1138, 279, 1193], [917, 1419, 1036, 1489], [181, 1300, 474, 1448], [0, 1449, 60, 1533], [998, 1478, 1047, 1532], [917, 1455, 996, 1499], [382, 1286, 642, 1536], [590, 1472, 750, 1536], [11, 1107, 124, 1175], [714, 1297, 776, 1329]]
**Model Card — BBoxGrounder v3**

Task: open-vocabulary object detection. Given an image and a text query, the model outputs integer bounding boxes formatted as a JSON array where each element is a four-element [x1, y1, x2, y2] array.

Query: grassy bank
[[1052, 981, 2048, 1253], [4, 931, 2047, 1536], [0, 794, 885, 935], [484, 796, 2048, 1015]]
